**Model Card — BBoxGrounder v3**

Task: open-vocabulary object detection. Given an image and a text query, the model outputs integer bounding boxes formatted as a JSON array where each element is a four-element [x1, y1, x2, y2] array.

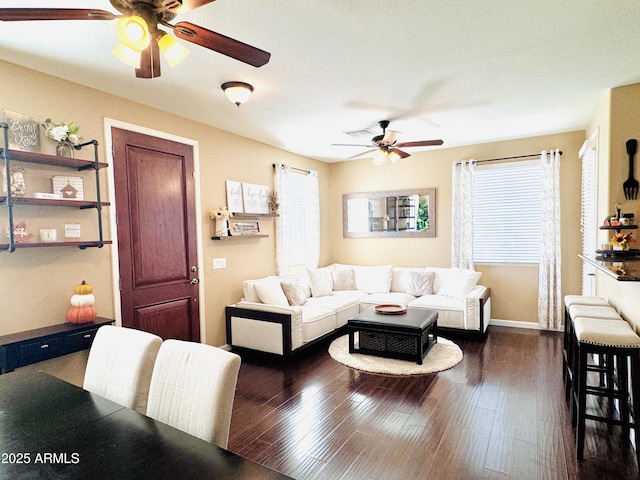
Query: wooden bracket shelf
[[0, 240, 112, 251], [212, 235, 268, 240]]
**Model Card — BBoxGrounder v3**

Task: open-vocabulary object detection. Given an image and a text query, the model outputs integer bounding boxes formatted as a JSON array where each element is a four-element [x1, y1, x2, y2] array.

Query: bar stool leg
[[631, 354, 640, 468], [576, 343, 588, 459]]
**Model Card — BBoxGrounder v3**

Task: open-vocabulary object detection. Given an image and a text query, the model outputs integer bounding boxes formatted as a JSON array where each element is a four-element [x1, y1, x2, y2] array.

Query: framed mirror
[[342, 188, 436, 238]]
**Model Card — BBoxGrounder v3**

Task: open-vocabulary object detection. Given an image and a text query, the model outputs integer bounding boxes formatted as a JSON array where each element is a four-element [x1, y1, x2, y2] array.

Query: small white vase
[[215, 218, 228, 237]]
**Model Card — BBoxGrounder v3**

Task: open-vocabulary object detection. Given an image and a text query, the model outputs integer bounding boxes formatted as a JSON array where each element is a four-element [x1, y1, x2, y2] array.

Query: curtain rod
[[272, 163, 311, 174], [455, 150, 563, 165]]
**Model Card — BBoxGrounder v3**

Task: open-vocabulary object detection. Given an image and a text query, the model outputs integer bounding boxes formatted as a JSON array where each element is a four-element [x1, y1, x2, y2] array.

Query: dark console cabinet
[[0, 317, 113, 374]]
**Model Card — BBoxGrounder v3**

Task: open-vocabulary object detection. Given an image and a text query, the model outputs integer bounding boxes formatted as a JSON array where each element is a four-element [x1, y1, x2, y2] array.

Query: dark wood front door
[[112, 128, 200, 341]]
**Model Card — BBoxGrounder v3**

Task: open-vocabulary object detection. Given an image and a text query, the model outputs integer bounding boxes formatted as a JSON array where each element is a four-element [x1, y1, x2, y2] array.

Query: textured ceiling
[[1, 0, 640, 162]]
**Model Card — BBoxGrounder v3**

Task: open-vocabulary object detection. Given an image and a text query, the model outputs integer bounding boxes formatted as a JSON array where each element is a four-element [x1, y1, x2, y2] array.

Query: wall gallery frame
[[225, 180, 244, 213], [242, 183, 270, 214]]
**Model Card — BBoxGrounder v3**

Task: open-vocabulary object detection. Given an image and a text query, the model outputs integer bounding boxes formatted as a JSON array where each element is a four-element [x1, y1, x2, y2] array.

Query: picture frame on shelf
[[2, 110, 40, 152], [225, 180, 244, 213], [229, 219, 260, 236], [52, 175, 84, 200], [2, 166, 27, 197], [242, 182, 270, 214]]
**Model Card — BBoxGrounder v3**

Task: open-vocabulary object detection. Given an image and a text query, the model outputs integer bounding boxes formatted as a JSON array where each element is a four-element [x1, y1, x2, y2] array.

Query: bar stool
[[571, 316, 640, 463], [563, 296, 609, 381], [564, 303, 620, 401]]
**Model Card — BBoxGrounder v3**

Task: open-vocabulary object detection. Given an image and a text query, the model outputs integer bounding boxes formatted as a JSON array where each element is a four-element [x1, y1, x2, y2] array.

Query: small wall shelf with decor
[[1, 123, 111, 252], [211, 234, 269, 240]]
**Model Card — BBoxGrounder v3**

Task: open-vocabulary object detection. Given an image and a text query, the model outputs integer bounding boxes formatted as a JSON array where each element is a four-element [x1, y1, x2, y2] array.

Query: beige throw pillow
[[281, 281, 307, 306], [254, 281, 289, 306], [437, 270, 482, 299], [406, 271, 435, 296], [332, 269, 356, 291], [307, 268, 333, 297]]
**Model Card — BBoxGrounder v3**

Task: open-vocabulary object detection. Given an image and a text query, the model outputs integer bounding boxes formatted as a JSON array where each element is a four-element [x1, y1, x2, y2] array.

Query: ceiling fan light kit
[[221, 81, 254, 107], [332, 120, 444, 164], [0, 2, 271, 79]]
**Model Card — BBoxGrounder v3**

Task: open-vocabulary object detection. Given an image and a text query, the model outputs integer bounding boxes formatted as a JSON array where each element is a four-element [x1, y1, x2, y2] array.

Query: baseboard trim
[[489, 319, 556, 331]]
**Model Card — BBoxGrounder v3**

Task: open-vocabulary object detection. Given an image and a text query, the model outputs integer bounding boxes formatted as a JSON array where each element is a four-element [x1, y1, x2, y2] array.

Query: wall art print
[[225, 180, 244, 213], [2, 110, 40, 152], [242, 182, 270, 214]]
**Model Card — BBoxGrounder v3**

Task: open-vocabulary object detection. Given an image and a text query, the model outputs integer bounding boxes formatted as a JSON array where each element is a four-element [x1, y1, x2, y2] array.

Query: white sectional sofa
[[225, 264, 491, 356]]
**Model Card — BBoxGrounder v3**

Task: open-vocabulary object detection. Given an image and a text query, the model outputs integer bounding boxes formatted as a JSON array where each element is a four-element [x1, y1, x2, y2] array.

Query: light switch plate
[[213, 258, 226, 269]]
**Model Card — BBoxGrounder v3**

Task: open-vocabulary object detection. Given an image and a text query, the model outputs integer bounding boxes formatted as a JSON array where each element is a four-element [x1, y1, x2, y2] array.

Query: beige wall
[[329, 131, 585, 323], [0, 59, 599, 344], [0, 60, 330, 345], [590, 83, 640, 331]]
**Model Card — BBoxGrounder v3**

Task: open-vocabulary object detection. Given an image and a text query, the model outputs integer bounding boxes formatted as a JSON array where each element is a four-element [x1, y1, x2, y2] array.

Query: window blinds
[[472, 161, 542, 264]]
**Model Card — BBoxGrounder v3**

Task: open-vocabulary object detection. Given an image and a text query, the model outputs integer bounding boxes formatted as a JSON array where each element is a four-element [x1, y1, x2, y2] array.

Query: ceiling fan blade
[[389, 148, 411, 159], [0, 8, 115, 21], [331, 143, 373, 147], [347, 148, 377, 160], [171, 0, 217, 14], [174, 22, 271, 67], [395, 139, 444, 148], [136, 41, 161, 79]]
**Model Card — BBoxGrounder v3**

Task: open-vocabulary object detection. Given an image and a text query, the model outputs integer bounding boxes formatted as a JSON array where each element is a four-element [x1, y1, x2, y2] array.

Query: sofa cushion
[[332, 269, 357, 291], [437, 269, 482, 299], [335, 264, 393, 293], [390, 267, 425, 292], [281, 280, 307, 306], [406, 271, 435, 296], [242, 276, 281, 303], [408, 295, 466, 329], [359, 292, 417, 310], [301, 306, 336, 343], [308, 268, 333, 297], [254, 281, 289, 307]]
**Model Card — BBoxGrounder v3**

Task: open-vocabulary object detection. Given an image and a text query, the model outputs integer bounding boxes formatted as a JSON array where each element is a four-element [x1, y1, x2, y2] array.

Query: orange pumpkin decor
[[67, 280, 97, 324], [66, 305, 97, 324]]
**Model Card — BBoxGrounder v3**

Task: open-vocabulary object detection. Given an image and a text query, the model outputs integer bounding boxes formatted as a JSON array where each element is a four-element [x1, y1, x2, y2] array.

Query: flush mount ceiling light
[[221, 82, 254, 107]]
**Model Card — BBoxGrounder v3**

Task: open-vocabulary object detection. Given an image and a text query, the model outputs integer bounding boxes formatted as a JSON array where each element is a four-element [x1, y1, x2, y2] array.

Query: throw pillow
[[281, 281, 307, 306], [437, 270, 482, 299], [332, 269, 356, 291], [352, 265, 393, 293], [406, 271, 435, 296], [254, 281, 289, 307], [307, 268, 333, 297]]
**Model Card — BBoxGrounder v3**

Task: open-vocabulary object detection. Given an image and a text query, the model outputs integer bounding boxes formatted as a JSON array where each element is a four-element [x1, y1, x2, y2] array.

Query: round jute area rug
[[328, 335, 463, 375]]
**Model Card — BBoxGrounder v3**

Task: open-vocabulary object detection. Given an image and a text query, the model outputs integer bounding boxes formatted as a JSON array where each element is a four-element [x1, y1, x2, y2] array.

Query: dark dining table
[[0, 369, 293, 479]]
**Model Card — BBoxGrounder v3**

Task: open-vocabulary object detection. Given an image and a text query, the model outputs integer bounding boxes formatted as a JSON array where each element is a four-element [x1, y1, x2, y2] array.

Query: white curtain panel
[[538, 149, 562, 330], [274, 164, 320, 275], [451, 160, 476, 269]]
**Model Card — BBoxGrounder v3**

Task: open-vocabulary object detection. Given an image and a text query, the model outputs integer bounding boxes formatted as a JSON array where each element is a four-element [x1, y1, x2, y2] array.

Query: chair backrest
[[83, 325, 162, 413], [146, 339, 242, 448]]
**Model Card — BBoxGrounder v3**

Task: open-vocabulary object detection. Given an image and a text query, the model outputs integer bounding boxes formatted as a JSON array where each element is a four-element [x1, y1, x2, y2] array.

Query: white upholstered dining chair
[[146, 339, 242, 448], [83, 325, 162, 413]]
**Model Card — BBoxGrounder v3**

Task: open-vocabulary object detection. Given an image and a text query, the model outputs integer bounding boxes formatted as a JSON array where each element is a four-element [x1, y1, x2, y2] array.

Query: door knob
[[189, 278, 199, 285]]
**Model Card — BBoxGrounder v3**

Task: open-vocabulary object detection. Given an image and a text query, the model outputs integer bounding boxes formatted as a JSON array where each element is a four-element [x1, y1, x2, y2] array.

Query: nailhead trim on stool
[[571, 316, 640, 464]]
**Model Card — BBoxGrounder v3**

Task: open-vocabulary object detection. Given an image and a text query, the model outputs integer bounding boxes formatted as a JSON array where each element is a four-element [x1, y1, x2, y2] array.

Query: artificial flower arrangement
[[209, 206, 233, 220], [610, 232, 636, 247], [268, 191, 279, 214], [41, 118, 82, 144]]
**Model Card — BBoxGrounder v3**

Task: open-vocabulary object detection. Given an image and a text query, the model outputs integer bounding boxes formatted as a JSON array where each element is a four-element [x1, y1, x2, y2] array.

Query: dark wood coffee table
[[347, 308, 438, 364]]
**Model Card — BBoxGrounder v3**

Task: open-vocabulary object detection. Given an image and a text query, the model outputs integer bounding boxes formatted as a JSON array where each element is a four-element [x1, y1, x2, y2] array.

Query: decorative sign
[[2, 166, 27, 196], [5, 221, 33, 243], [52, 176, 84, 200], [230, 220, 260, 236], [225, 180, 244, 213], [64, 223, 82, 239], [242, 183, 270, 214], [2, 110, 40, 152]]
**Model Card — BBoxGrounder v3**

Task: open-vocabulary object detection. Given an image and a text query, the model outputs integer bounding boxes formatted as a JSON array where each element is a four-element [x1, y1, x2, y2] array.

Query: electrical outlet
[[213, 258, 226, 269]]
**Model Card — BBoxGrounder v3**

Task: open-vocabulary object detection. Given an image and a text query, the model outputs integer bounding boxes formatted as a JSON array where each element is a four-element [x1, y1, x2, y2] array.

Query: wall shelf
[[212, 234, 269, 240], [1, 129, 109, 253], [231, 213, 278, 218]]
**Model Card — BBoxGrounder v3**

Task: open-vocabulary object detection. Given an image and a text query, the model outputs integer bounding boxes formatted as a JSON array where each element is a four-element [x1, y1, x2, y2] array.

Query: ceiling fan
[[0, 1, 271, 79], [333, 120, 443, 165]]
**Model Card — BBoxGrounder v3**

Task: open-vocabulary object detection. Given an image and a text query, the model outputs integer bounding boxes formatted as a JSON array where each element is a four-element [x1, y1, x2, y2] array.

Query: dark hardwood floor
[[228, 326, 640, 480]]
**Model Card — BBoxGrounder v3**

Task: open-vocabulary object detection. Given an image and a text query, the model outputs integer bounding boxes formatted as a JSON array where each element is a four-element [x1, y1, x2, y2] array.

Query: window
[[274, 165, 319, 275], [472, 160, 542, 264]]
